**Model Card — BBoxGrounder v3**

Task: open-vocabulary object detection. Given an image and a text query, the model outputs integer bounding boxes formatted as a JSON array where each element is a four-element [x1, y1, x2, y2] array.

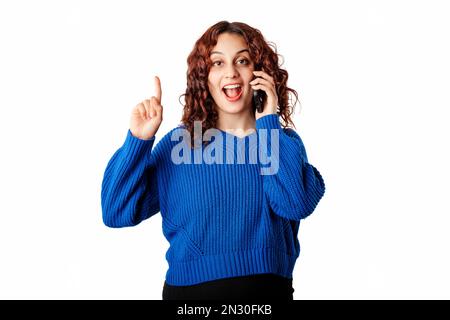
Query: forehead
[[211, 33, 248, 54]]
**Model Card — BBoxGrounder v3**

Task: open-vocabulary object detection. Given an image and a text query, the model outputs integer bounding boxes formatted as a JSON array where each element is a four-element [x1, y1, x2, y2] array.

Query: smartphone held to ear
[[253, 90, 265, 113], [252, 66, 266, 113]]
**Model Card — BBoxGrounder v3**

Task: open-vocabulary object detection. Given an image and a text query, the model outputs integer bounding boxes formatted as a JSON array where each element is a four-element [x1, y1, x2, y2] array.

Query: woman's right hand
[[130, 76, 163, 140]]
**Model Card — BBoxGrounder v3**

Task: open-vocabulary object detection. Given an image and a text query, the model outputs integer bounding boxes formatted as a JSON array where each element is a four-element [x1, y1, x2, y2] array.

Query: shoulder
[[282, 127, 304, 145], [160, 124, 189, 144], [280, 126, 309, 161], [152, 124, 188, 151]]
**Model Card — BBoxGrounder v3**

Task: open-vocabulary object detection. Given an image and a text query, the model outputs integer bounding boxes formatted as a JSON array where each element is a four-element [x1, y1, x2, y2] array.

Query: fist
[[130, 76, 163, 140]]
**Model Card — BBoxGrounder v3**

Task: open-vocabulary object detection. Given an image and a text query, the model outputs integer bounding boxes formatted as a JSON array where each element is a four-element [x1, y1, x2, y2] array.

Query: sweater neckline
[[216, 128, 257, 140]]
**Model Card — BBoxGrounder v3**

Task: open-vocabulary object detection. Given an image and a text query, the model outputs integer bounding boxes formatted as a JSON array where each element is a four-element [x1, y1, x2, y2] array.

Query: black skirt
[[162, 273, 294, 300]]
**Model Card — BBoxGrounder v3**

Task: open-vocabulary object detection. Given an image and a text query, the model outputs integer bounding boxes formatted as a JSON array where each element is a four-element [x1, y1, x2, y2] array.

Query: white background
[[1, 0, 449, 299]]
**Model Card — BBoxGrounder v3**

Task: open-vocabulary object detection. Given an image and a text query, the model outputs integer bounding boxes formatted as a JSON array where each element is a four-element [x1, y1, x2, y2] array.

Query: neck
[[216, 108, 256, 135]]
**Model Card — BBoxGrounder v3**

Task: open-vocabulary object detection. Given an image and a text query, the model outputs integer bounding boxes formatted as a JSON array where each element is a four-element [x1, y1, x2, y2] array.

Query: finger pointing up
[[154, 76, 162, 102]]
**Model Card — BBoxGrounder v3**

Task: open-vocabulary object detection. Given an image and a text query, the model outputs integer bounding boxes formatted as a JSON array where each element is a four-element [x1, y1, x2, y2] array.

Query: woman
[[101, 21, 325, 300]]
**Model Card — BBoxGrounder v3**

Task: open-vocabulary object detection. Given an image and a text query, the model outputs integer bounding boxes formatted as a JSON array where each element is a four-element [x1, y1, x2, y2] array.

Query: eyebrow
[[210, 49, 249, 56]]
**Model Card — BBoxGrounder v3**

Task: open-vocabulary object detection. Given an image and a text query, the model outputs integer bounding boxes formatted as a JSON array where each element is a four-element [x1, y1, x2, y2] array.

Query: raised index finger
[[154, 76, 162, 102]]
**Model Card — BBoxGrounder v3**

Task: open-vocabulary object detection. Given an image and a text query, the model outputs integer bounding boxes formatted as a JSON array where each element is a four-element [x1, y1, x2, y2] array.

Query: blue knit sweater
[[101, 114, 325, 286]]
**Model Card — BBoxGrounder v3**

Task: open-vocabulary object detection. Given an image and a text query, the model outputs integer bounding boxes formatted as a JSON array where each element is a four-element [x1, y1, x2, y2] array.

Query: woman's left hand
[[250, 70, 278, 120]]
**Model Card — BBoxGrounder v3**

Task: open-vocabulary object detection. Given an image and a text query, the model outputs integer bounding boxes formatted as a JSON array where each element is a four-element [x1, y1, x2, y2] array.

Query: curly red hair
[[180, 21, 299, 148]]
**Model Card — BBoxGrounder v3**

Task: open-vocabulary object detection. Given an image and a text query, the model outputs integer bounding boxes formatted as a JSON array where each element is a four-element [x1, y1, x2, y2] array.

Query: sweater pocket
[[162, 218, 204, 261]]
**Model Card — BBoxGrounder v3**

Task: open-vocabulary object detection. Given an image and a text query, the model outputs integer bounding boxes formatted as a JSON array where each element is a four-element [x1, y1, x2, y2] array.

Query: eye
[[237, 58, 249, 65], [212, 61, 222, 66]]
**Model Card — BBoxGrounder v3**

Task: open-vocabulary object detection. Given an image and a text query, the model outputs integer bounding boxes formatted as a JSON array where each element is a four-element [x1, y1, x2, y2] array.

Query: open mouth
[[222, 84, 243, 102]]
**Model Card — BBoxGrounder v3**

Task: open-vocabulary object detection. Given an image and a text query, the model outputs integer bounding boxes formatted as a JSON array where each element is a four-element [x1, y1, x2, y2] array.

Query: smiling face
[[208, 32, 255, 116]]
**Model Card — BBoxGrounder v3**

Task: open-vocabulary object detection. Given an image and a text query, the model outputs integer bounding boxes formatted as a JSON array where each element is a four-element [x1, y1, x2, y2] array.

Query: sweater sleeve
[[256, 114, 325, 221], [101, 130, 160, 227]]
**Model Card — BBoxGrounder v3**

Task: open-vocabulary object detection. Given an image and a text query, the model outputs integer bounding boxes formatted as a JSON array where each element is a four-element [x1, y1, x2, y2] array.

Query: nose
[[224, 64, 238, 79]]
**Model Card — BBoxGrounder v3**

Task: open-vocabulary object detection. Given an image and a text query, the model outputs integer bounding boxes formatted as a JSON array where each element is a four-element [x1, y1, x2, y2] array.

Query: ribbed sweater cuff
[[123, 130, 156, 165], [255, 114, 281, 130]]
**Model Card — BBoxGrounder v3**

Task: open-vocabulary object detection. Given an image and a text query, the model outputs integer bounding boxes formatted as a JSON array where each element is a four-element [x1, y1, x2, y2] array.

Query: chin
[[217, 97, 252, 113], [218, 103, 247, 114]]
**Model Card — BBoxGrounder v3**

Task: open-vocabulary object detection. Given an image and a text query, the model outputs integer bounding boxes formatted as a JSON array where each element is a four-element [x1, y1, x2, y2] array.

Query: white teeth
[[223, 84, 241, 89]]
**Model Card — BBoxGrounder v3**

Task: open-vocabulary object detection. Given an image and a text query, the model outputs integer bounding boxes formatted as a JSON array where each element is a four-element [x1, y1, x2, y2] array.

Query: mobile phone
[[252, 65, 266, 113], [253, 90, 265, 113]]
